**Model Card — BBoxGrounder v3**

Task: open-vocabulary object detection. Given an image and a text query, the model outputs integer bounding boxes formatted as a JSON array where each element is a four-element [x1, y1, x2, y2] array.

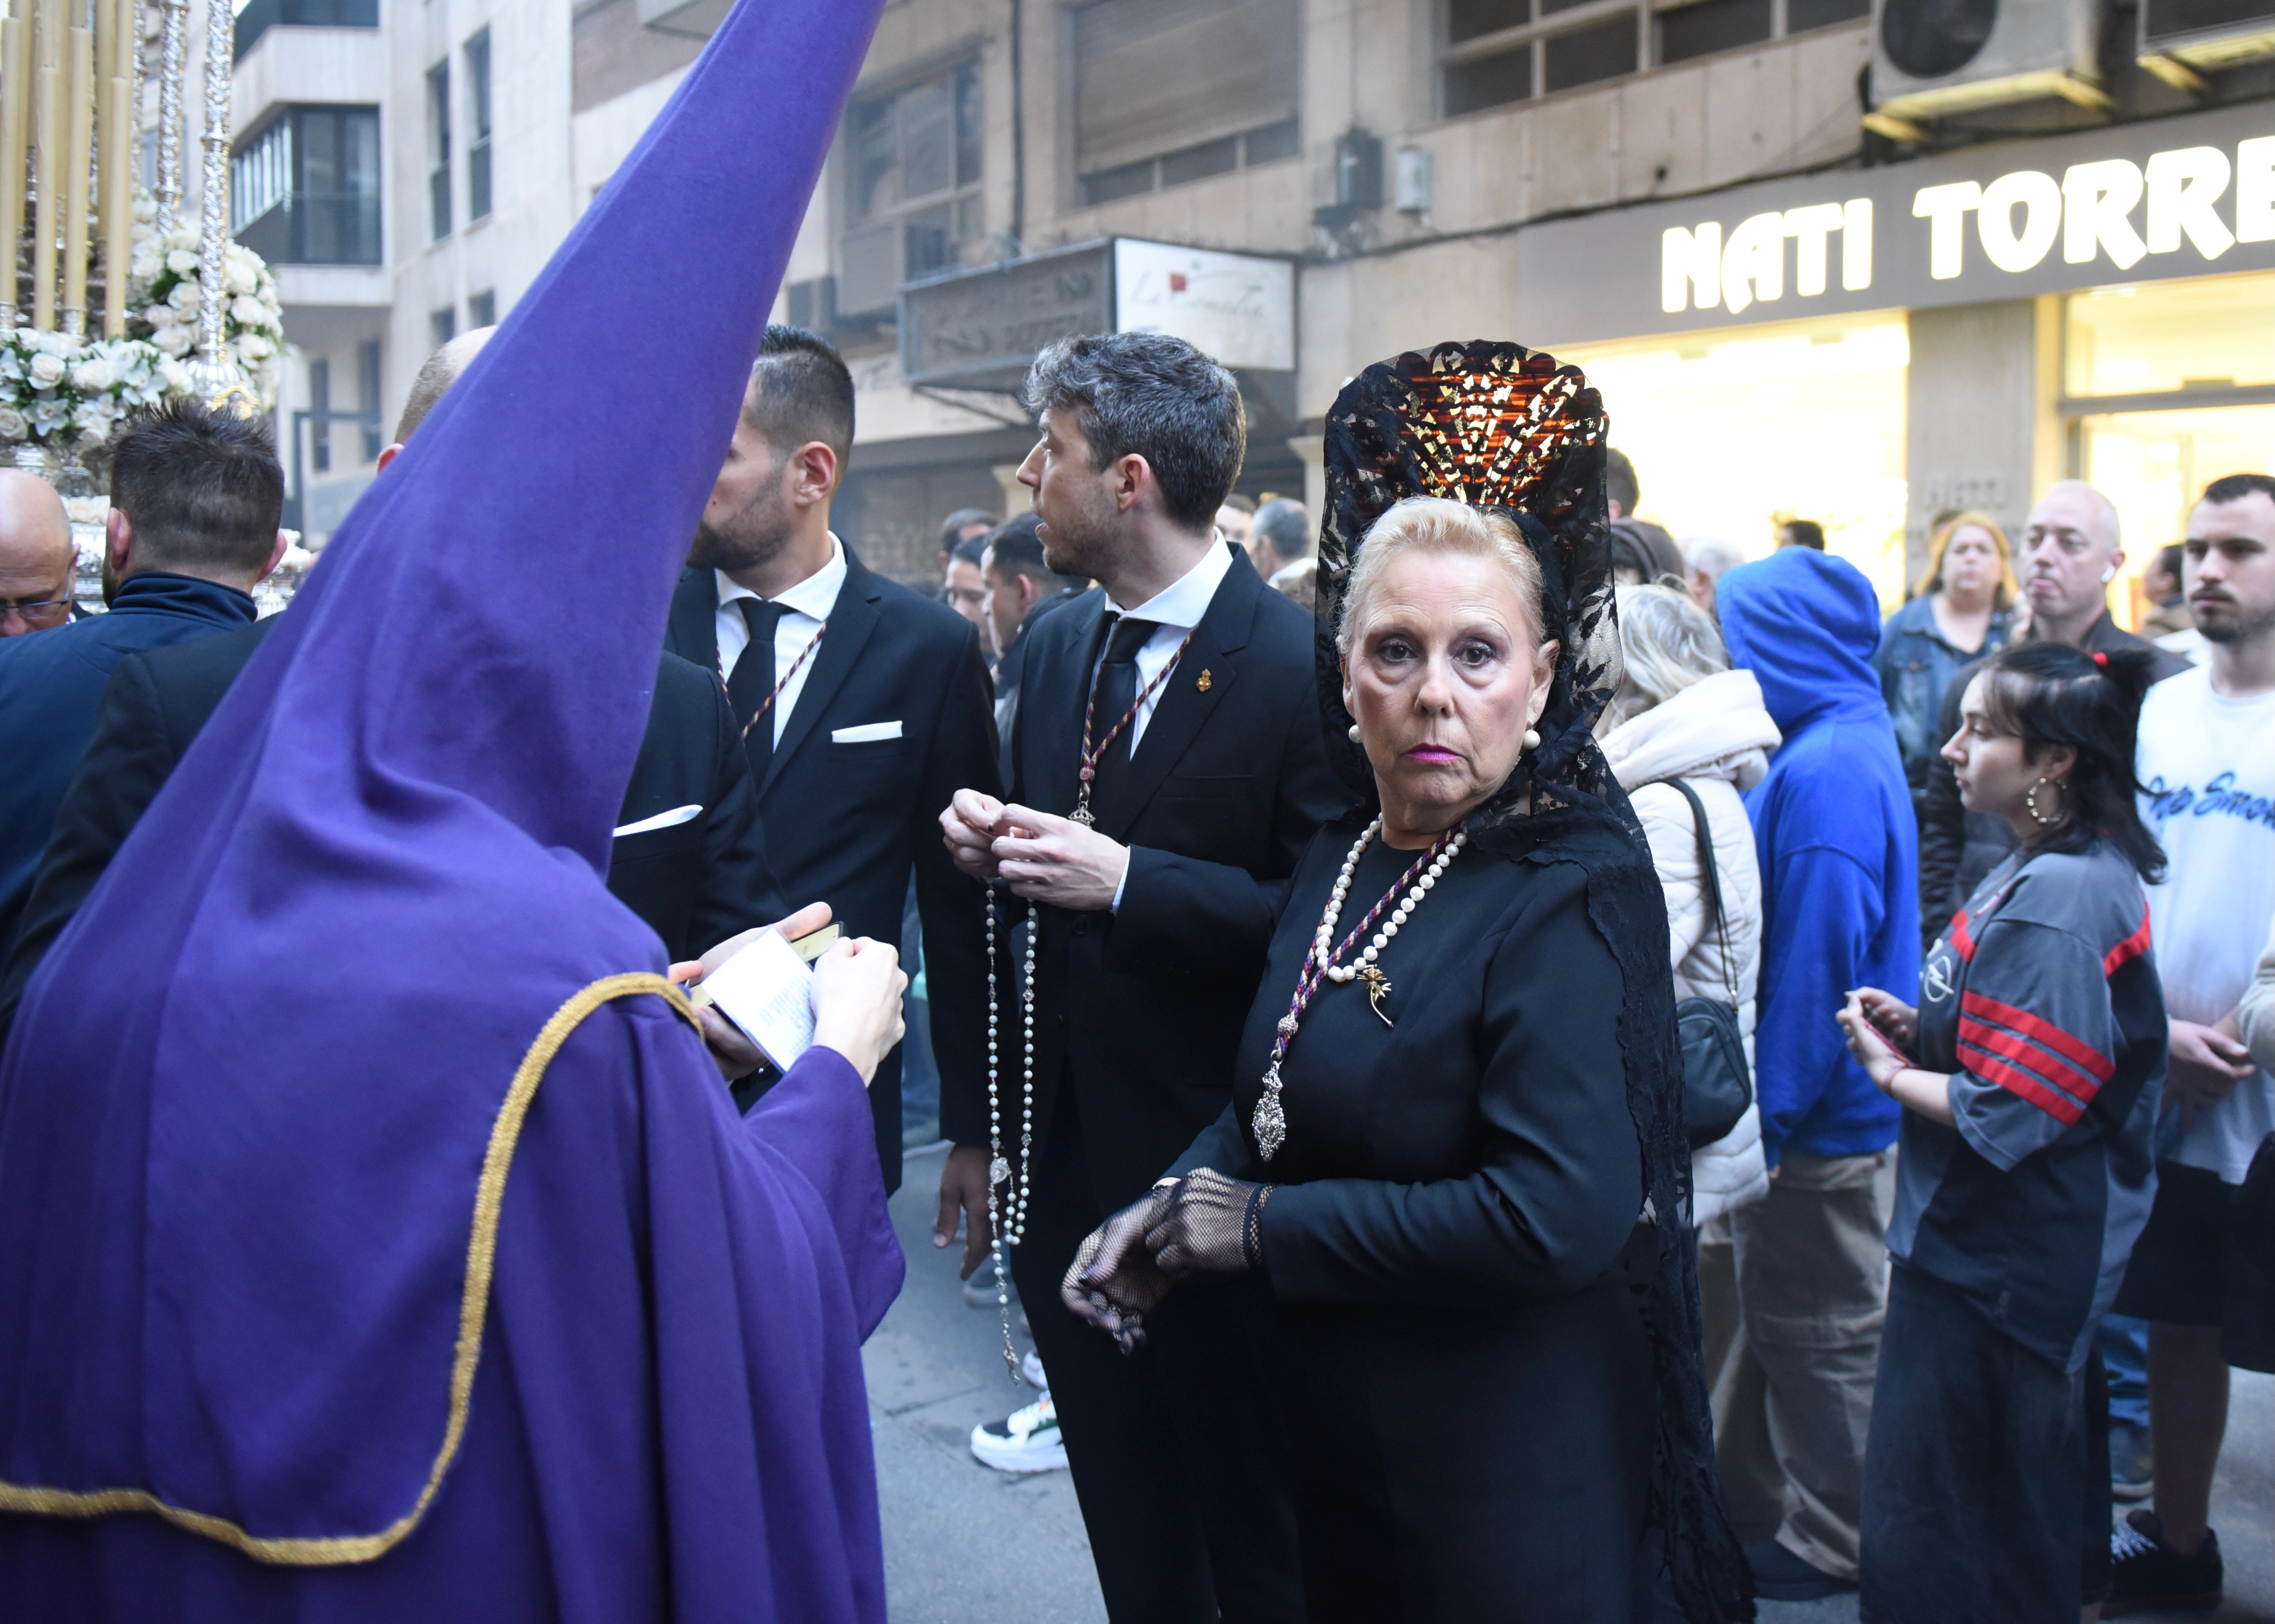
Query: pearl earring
[[1348, 722, 1362, 742], [1522, 727, 1541, 751]]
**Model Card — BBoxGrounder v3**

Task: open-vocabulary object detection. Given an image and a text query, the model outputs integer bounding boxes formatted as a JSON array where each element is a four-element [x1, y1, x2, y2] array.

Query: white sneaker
[[1019, 1349, 1047, 1390], [969, 1391, 1068, 1474]]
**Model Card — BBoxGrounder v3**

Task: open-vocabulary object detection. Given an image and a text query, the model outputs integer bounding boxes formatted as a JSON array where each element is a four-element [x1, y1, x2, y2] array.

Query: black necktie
[[728, 598, 791, 775], [1089, 614, 1157, 813]]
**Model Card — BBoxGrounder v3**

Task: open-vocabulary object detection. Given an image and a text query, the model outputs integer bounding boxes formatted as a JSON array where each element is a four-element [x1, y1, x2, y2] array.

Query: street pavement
[[870, 1142, 2271, 1624]]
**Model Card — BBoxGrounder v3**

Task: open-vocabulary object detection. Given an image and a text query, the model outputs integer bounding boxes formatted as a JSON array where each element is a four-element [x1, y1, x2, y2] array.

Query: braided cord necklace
[[1251, 818, 1466, 1161], [721, 620, 829, 743], [1070, 625, 1200, 827]]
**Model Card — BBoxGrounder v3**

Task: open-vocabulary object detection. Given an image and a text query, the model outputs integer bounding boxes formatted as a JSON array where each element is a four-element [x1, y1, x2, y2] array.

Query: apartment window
[[431, 306, 456, 348], [231, 105, 381, 265], [836, 61, 983, 319], [468, 288, 496, 327], [427, 61, 451, 241], [1072, 0, 1299, 208], [1440, 0, 1868, 116], [308, 356, 331, 473], [234, 0, 378, 65], [356, 338, 382, 461], [465, 30, 492, 223]]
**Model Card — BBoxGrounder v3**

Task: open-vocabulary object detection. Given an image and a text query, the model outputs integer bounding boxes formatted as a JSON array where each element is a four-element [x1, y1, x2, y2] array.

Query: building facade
[[239, 0, 2275, 614]]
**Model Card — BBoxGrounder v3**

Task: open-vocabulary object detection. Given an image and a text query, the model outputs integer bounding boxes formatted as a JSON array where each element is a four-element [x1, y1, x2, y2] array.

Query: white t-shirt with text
[[2139, 665, 2275, 1183]]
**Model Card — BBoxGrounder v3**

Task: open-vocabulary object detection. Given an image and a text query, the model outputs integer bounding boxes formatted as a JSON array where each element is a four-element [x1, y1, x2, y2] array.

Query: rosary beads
[[983, 887, 1037, 1380]]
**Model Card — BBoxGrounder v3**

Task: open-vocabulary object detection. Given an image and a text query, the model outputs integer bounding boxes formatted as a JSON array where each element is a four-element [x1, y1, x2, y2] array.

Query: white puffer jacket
[[1598, 668, 1781, 1226]]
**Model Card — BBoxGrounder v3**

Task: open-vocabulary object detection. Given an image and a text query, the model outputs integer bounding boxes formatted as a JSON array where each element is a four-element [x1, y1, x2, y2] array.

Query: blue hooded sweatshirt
[[1718, 548, 1918, 1165]]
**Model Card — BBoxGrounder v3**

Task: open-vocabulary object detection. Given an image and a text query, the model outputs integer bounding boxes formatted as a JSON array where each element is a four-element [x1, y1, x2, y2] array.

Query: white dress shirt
[[1092, 537, 1234, 759], [1094, 538, 1235, 911], [713, 535, 847, 748]]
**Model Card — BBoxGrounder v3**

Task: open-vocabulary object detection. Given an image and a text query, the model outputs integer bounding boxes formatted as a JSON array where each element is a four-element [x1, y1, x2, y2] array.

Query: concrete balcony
[[232, 23, 387, 136], [272, 263, 391, 308]]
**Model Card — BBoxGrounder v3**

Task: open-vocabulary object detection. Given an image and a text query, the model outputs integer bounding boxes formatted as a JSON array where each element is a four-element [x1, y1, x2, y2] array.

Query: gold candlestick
[[0, 9, 31, 327], [30, 0, 60, 331], [61, 20, 90, 332]]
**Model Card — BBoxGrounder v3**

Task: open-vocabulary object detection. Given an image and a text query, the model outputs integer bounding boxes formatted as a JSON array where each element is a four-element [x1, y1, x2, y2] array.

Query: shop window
[[1559, 315, 1912, 602], [2063, 273, 2275, 400], [838, 61, 983, 319], [1445, 46, 1533, 114], [1659, 0, 1775, 66], [1072, 0, 1300, 207]]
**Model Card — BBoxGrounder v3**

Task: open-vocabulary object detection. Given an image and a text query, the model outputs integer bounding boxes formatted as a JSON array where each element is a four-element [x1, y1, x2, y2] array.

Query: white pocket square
[[832, 721, 903, 743], [612, 803, 704, 837]]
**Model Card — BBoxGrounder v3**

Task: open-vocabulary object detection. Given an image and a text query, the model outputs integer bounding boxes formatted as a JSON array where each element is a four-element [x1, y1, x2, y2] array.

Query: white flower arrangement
[[0, 195, 287, 452]]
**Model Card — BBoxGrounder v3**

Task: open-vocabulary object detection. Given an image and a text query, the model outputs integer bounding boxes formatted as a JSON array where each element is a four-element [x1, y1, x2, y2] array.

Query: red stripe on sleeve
[[2104, 908, 2153, 978], [1950, 909, 1976, 962], [1961, 990, 2114, 1083], [1959, 1016, 2102, 1106], [1959, 1043, 2088, 1126]]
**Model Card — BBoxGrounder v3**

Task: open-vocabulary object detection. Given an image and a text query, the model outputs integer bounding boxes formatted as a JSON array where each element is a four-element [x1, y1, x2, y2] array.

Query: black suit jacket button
[[1072, 917, 1090, 937]]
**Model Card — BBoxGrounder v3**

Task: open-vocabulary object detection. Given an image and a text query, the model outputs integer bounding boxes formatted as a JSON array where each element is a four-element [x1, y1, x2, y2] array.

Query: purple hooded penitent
[[0, 0, 899, 1617]]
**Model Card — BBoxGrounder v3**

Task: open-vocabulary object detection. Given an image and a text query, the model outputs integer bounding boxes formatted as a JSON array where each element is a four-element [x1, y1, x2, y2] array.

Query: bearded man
[[665, 323, 998, 1189]]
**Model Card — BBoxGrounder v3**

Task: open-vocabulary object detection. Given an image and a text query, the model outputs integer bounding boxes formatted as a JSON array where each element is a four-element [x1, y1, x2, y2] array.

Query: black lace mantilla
[[1318, 340, 1754, 1623]]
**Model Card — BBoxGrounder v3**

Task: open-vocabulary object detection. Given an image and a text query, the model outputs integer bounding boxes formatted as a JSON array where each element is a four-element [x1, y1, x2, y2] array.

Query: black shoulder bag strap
[[1669, 777, 1741, 1008]]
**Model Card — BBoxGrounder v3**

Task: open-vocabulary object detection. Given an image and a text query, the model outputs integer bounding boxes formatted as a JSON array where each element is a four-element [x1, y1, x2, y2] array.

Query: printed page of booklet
[[695, 927, 815, 1071]]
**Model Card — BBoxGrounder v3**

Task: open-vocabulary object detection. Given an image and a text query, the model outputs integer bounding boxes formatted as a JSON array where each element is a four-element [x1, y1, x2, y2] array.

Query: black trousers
[[1009, 1086, 1306, 1624]]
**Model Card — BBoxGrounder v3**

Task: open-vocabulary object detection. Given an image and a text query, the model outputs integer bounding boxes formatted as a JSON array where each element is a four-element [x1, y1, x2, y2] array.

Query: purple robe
[[0, 0, 897, 1614]]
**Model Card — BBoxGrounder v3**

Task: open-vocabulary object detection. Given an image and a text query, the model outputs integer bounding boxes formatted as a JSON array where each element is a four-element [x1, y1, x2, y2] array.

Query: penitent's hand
[[809, 937, 907, 1088], [993, 805, 1130, 914], [670, 902, 834, 1081], [935, 1144, 995, 1279], [941, 789, 1007, 882]]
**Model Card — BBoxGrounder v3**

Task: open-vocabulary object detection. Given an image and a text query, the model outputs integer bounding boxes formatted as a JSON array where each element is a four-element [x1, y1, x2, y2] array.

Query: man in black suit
[[941, 332, 1351, 1623], [665, 324, 998, 1193], [0, 332, 788, 1059], [980, 510, 1084, 781]]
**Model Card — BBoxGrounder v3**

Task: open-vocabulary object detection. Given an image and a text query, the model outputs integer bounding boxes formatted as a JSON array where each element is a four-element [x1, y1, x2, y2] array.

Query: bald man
[[0, 470, 77, 636]]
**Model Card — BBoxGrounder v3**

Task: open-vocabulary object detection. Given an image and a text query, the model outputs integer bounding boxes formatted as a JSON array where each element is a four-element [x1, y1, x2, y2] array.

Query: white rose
[[230, 295, 267, 326], [167, 280, 200, 314], [224, 261, 259, 297], [26, 352, 66, 387], [154, 324, 193, 356], [0, 406, 25, 440], [169, 223, 198, 252], [69, 357, 113, 391], [165, 248, 200, 275], [158, 358, 192, 393], [234, 332, 271, 362], [144, 304, 176, 329], [133, 194, 155, 223], [71, 402, 112, 442]]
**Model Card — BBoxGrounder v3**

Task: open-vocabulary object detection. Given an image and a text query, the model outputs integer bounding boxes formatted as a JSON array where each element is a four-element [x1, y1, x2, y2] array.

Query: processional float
[[1, 0, 295, 609]]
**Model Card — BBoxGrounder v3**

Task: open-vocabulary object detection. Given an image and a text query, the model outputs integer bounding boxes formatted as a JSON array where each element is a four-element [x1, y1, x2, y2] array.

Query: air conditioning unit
[[2139, 0, 2275, 91], [1867, 0, 2109, 132]]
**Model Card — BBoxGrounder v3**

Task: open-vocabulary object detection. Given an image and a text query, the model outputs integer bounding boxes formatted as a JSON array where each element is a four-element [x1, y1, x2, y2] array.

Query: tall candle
[[62, 22, 90, 330], [30, 0, 59, 330], [0, 12, 31, 325], [101, 44, 127, 336]]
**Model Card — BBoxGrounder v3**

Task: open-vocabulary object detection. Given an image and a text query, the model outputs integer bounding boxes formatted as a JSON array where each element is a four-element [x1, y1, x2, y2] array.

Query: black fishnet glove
[[1143, 1167, 1273, 1277], [1061, 1183, 1174, 1354]]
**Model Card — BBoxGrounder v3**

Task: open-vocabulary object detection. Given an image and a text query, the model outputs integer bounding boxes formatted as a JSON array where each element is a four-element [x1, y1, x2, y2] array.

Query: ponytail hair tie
[[2092, 650, 2108, 670]]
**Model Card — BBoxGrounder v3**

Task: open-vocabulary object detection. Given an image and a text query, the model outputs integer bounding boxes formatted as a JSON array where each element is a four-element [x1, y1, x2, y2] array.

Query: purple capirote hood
[[0, 0, 884, 1550]]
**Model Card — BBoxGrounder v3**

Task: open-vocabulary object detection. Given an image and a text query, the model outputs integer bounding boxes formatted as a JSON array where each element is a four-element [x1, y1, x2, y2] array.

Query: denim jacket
[[1873, 594, 2011, 814]]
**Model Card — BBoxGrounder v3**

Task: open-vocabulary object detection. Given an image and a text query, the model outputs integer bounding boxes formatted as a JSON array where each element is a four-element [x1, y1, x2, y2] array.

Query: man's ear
[[105, 507, 132, 575], [1112, 452, 1149, 517], [375, 442, 404, 472], [256, 529, 290, 584], [788, 441, 840, 508]]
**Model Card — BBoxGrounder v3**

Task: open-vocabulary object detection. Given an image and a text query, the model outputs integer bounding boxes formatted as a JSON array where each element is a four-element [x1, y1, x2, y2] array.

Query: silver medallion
[[1252, 1061, 1287, 1161]]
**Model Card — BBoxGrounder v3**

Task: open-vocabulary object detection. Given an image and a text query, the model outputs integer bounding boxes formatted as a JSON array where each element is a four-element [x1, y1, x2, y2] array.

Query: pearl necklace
[[983, 888, 1036, 1380], [1252, 818, 1465, 1161]]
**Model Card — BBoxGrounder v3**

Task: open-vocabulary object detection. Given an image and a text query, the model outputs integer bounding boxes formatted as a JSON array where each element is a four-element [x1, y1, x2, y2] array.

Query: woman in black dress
[[1063, 344, 1751, 1624]]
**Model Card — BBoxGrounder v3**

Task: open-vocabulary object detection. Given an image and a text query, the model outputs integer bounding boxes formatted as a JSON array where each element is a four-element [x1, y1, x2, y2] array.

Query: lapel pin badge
[[1197, 669, 1212, 692]]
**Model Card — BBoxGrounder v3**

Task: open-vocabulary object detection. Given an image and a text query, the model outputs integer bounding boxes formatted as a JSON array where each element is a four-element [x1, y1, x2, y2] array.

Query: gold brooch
[[1197, 669, 1212, 692]]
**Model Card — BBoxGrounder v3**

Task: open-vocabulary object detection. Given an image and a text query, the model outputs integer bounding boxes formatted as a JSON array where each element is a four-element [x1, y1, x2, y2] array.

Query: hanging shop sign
[[1517, 101, 2275, 345], [900, 238, 1295, 391]]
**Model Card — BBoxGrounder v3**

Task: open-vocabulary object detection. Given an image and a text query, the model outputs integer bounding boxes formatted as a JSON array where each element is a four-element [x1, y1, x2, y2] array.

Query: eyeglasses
[[0, 597, 72, 629]]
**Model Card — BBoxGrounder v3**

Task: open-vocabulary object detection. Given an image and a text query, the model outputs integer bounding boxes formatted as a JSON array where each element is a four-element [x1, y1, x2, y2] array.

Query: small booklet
[[687, 927, 818, 1072]]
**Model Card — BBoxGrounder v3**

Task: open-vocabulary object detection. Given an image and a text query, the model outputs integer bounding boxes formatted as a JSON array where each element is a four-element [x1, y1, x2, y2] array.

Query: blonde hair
[[1600, 583, 1728, 733], [1914, 509, 2015, 607], [1336, 497, 1547, 655]]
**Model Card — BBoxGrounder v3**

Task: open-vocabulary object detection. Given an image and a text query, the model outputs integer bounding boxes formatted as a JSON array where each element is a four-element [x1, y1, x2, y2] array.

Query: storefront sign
[[1518, 102, 2275, 344], [901, 238, 1296, 391]]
